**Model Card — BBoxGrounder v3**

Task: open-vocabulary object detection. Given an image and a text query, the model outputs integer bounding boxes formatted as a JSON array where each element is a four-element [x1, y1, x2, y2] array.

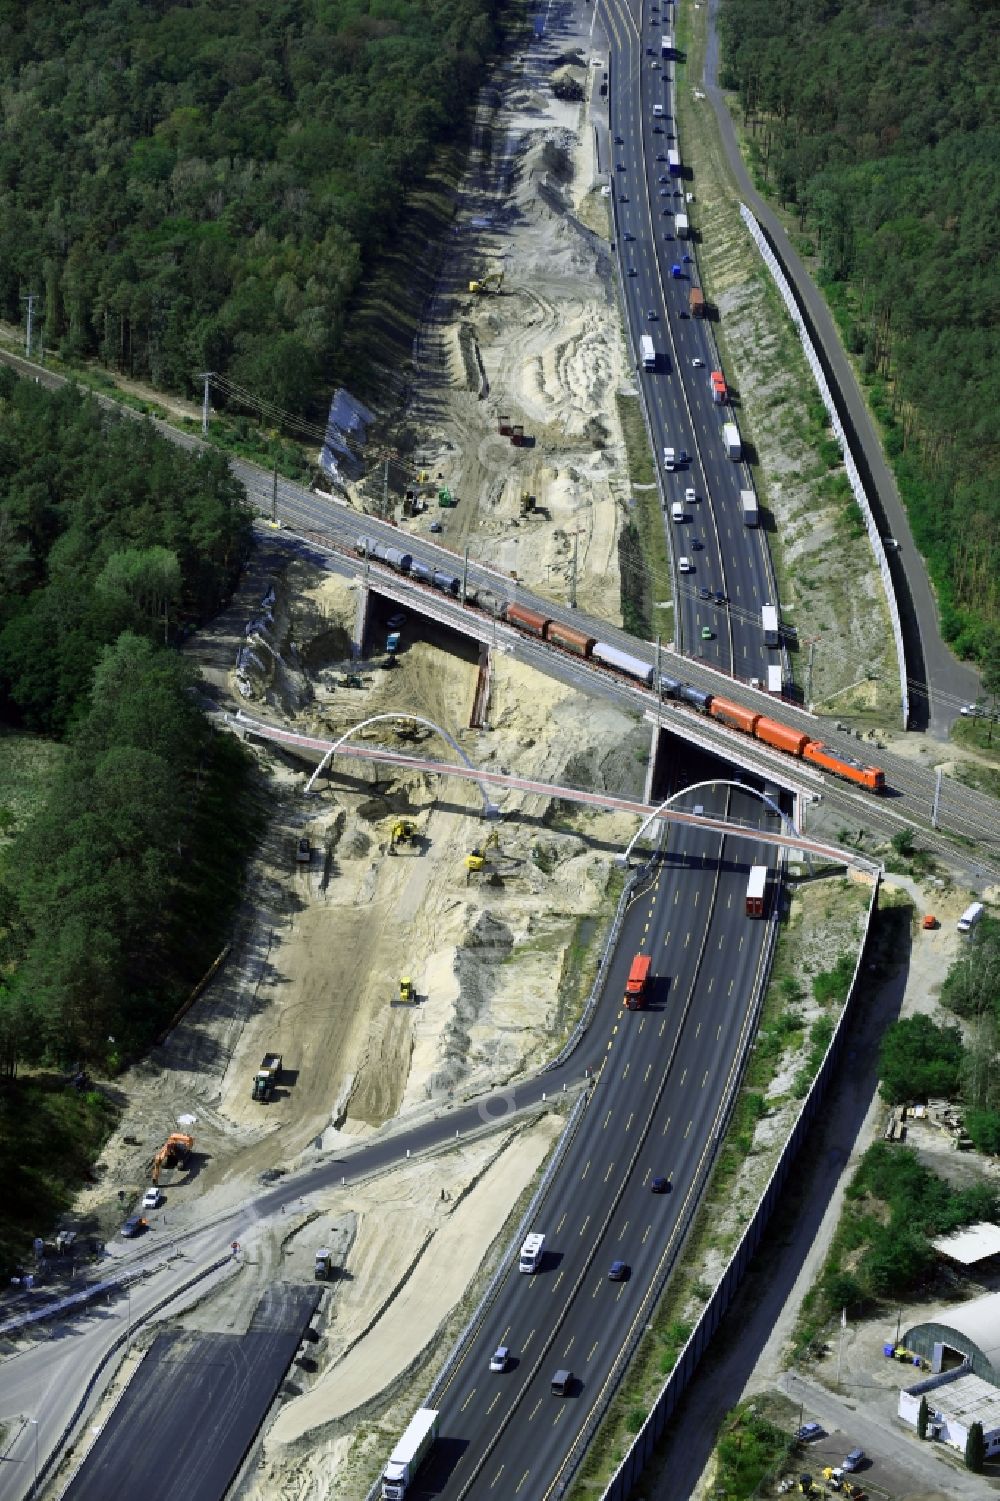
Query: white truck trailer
[[740, 489, 758, 526], [640, 334, 656, 370], [381, 1409, 440, 1499], [723, 421, 741, 460], [761, 604, 780, 647]]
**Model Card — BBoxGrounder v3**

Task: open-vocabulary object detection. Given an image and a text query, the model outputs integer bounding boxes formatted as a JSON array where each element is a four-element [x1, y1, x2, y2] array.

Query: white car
[[142, 1187, 163, 1211], [490, 1346, 510, 1372], [684, 487, 697, 504], [692, 357, 704, 368], [678, 556, 693, 573]]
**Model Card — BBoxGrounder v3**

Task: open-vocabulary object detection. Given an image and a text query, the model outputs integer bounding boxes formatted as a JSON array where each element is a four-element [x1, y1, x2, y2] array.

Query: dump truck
[[314, 1248, 334, 1281], [253, 1053, 282, 1102], [625, 953, 652, 1009], [381, 1408, 440, 1499], [399, 977, 414, 1004], [151, 1132, 194, 1184], [688, 285, 704, 316], [389, 818, 418, 853]]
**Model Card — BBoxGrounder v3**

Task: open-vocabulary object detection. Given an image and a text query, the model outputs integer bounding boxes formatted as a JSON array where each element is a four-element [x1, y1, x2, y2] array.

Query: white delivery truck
[[381, 1409, 440, 1499], [671, 501, 685, 522], [767, 664, 783, 694], [723, 421, 741, 460], [519, 1232, 546, 1272], [957, 902, 984, 934], [761, 604, 779, 647], [740, 489, 759, 526], [663, 445, 676, 471], [640, 334, 656, 370], [675, 212, 689, 239]]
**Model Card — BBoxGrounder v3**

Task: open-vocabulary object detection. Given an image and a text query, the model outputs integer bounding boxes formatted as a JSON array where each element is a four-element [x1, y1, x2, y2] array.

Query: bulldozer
[[399, 977, 415, 1004], [468, 270, 504, 295], [151, 1132, 194, 1185], [437, 486, 456, 508], [519, 493, 536, 517], [465, 830, 500, 883], [389, 818, 419, 853]]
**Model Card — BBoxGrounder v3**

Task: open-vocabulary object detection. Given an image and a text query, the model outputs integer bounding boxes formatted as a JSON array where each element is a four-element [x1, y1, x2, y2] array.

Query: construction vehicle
[[437, 487, 456, 508], [510, 424, 526, 447], [399, 977, 414, 1004], [151, 1132, 194, 1184], [252, 1052, 282, 1102], [296, 837, 311, 864], [314, 1248, 334, 1281], [389, 818, 418, 853], [519, 493, 536, 517], [468, 271, 504, 295], [498, 414, 513, 436], [465, 830, 500, 881], [386, 631, 401, 656]]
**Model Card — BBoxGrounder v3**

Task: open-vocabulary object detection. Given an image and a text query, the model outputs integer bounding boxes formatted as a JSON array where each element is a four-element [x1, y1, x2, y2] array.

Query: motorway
[[407, 779, 772, 1499], [604, 0, 777, 678]]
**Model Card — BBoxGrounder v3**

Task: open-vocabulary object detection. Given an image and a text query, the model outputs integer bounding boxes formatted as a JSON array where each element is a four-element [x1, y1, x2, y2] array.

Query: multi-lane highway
[[403, 781, 774, 1500], [604, 0, 776, 678]]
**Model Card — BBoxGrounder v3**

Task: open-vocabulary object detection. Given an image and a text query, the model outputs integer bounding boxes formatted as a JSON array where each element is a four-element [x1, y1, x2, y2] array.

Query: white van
[[678, 555, 693, 573], [670, 502, 685, 522], [663, 446, 676, 470], [957, 902, 984, 934], [519, 1232, 545, 1272]]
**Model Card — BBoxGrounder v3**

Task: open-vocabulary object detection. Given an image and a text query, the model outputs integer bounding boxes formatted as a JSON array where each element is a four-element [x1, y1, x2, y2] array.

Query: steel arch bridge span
[[299, 711, 500, 815], [618, 779, 799, 866]]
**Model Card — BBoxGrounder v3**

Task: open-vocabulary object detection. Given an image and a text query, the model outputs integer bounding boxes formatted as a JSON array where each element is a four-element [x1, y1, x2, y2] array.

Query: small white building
[[899, 1368, 1000, 1456]]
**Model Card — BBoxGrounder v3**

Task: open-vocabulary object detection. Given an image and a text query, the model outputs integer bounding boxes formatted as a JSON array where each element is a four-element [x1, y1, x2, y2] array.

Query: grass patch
[[615, 393, 673, 643], [0, 1075, 119, 1275], [0, 730, 66, 845], [716, 1401, 794, 1499]]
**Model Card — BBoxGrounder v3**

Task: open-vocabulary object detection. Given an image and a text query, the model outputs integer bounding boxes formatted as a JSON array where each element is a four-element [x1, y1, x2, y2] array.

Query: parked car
[[429, 520, 442, 533], [121, 1214, 147, 1238], [142, 1187, 163, 1211], [842, 1449, 865, 1472], [796, 1422, 824, 1442]]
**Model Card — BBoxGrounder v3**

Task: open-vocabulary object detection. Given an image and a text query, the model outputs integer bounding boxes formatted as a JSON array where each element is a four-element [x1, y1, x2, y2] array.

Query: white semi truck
[[381, 1408, 440, 1499], [640, 334, 656, 370], [740, 489, 759, 526], [723, 421, 741, 460]]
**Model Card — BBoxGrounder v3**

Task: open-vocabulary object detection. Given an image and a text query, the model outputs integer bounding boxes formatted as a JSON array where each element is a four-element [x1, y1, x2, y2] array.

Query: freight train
[[355, 539, 886, 793]]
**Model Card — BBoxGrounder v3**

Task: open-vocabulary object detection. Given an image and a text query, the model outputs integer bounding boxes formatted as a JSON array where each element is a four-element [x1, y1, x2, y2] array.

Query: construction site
[[36, 18, 999, 1501]]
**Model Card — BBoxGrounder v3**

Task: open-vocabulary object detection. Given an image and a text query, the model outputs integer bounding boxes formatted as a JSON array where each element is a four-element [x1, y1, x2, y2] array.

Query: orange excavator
[[151, 1132, 194, 1185]]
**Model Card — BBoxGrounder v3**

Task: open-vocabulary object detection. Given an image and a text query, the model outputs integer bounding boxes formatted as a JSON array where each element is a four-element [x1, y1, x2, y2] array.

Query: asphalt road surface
[[701, 0, 981, 736], [404, 778, 774, 1499], [602, 0, 778, 679], [59, 1286, 319, 1501]]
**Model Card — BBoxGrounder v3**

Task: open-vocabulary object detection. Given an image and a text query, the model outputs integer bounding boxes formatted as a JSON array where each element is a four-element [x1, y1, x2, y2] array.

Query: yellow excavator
[[399, 977, 414, 1003], [389, 818, 419, 853], [465, 830, 500, 882], [468, 270, 504, 295]]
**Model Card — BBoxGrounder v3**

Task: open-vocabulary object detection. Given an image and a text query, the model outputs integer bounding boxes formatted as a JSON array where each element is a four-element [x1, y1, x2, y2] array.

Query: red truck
[[625, 954, 652, 1009], [745, 866, 767, 918]]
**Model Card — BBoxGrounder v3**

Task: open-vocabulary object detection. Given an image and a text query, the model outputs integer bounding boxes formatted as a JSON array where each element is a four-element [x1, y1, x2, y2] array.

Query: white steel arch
[[303, 711, 500, 816], [617, 779, 797, 867]]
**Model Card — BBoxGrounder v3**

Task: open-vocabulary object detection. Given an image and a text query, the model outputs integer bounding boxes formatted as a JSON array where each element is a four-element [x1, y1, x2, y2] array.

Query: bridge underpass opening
[[649, 727, 794, 828]]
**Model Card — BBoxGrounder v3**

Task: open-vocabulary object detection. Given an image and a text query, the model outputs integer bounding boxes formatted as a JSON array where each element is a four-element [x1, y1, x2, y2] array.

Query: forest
[[0, 0, 498, 416], [0, 371, 258, 1064], [719, 0, 1000, 663]]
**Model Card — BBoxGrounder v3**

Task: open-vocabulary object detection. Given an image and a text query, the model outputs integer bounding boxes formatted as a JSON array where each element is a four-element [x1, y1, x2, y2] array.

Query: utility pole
[[655, 633, 662, 707], [199, 373, 213, 435], [569, 529, 579, 610], [931, 767, 942, 830], [382, 457, 390, 519], [805, 638, 816, 709], [21, 293, 37, 358], [271, 464, 278, 524], [462, 544, 469, 605]]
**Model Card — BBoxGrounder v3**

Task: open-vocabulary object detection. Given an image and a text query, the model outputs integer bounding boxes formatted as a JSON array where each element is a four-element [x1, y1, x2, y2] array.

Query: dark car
[[609, 1260, 630, 1281], [614, 134, 624, 144], [429, 520, 442, 533], [651, 1176, 671, 1193], [619, 193, 629, 202], [653, 124, 663, 133], [714, 590, 727, 605], [682, 253, 692, 263], [616, 162, 627, 171], [627, 266, 637, 276], [121, 1214, 147, 1239], [659, 174, 670, 183], [796, 1422, 823, 1443], [623, 231, 635, 241], [842, 1449, 865, 1473], [698, 587, 711, 600], [664, 232, 674, 240], [647, 309, 657, 320], [656, 153, 667, 161], [659, 189, 670, 197]]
